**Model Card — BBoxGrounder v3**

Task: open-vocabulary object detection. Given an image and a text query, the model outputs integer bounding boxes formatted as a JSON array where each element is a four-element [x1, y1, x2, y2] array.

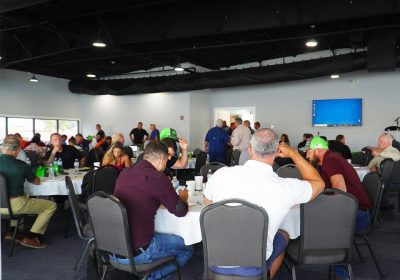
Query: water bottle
[[207, 169, 213, 182], [74, 159, 79, 173], [49, 164, 55, 179], [58, 158, 63, 172], [171, 176, 179, 189], [26, 158, 31, 166], [53, 158, 59, 174]]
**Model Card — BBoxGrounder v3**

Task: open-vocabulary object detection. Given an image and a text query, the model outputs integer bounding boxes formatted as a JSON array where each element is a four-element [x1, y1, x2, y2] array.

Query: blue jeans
[[355, 210, 371, 233], [134, 233, 193, 280]]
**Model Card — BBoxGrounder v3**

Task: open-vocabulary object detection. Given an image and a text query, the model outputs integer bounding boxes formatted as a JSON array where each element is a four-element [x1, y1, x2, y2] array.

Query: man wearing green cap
[[306, 136, 372, 230], [159, 128, 189, 177], [306, 136, 372, 279]]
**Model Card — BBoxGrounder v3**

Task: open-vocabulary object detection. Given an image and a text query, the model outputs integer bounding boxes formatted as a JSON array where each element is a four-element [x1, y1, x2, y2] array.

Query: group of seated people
[[2, 122, 400, 279]]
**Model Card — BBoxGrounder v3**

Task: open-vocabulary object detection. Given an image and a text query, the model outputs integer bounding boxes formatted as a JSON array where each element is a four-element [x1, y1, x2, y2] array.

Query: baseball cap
[[160, 128, 179, 141], [299, 136, 328, 151]]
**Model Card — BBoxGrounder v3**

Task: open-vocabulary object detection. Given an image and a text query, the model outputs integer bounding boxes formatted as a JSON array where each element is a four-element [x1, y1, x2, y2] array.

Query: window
[[2, 117, 79, 140], [58, 120, 79, 138], [8, 118, 34, 140], [35, 119, 57, 143], [0, 117, 6, 143]]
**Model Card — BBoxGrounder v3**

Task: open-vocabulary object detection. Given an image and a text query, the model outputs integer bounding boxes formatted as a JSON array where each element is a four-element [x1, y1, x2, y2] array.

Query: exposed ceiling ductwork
[[1, 0, 400, 94]]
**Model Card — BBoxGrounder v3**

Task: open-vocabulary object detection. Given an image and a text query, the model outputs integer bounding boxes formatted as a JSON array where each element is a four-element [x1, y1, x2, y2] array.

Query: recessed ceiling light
[[174, 65, 184, 72], [0, 56, 2, 60], [29, 75, 39, 82], [305, 39, 318, 48], [92, 40, 106, 48], [86, 73, 96, 78], [330, 74, 340, 79]]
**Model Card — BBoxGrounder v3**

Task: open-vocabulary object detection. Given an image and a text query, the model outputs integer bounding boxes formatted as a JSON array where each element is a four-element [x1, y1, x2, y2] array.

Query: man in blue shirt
[[149, 123, 160, 141], [205, 119, 230, 164]]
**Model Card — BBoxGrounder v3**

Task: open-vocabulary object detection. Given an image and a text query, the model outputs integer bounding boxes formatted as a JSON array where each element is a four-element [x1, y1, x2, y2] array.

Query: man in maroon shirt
[[306, 137, 372, 232], [114, 141, 193, 279]]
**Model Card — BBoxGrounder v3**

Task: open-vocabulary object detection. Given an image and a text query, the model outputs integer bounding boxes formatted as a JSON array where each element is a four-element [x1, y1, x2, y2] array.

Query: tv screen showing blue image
[[312, 98, 362, 127]]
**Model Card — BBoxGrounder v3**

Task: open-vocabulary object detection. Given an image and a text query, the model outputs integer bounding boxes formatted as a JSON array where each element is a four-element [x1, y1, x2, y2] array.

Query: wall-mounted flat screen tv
[[312, 98, 362, 127]]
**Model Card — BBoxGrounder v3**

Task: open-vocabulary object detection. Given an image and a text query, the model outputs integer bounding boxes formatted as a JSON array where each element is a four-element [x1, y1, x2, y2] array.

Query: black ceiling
[[1, 0, 400, 84]]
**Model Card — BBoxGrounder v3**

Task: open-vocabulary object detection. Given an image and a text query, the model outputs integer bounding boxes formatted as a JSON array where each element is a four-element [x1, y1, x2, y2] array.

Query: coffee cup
[[186, 180, 196, 196], [195, 176, 203, 191]]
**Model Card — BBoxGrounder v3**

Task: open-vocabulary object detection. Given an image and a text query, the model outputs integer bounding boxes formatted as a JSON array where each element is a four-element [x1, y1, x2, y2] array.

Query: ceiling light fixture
[[305, 39, 318, 48], [174, 65, 184, 72], [330, 74, 340, 79], [86, 73, 96, 78], [92, 40, 106, 48], [29, 75, 39, 82]]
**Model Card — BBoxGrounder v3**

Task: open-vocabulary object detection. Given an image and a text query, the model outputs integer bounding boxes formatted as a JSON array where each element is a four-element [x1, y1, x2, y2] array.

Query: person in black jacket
[[328, 134, 352, 160]]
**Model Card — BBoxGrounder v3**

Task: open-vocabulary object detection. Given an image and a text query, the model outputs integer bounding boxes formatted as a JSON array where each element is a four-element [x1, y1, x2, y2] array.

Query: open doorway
[[214, 107, 256, 128]]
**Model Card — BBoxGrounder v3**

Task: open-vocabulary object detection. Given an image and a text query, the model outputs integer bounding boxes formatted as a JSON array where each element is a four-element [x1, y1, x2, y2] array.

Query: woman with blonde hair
[[102, 141, 132, 171]]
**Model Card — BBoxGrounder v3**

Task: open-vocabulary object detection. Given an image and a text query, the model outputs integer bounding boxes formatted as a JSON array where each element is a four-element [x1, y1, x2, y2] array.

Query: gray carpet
[[2, 204, 400, 280]]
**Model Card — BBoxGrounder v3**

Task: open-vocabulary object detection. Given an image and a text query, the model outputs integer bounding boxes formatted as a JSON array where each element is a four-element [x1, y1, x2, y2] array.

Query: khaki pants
[[0, 195, 57, 235]]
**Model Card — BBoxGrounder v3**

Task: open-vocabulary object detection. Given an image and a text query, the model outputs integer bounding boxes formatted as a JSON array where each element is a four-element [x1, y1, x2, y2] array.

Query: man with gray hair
[[0, 135, 57, 249], [231, 117, 252, 151], [368, 132, 400, 172], [204, 128, 324, 278], [204, 119, 230, 164]]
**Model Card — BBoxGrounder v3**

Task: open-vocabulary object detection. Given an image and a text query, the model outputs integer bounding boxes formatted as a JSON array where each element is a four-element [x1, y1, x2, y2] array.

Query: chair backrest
[[299, 189, 358, 262], [380, 158, 394, 186], [194, 152, 208, 174], [24, 150, 39, 168], [232, 149, 242, 166], [65, 176, 86, 239], [272, 162, 280, 173], [87, 191, 136, 274], [200, 162, 226, 182], [277, 164, 303, 179], [362, 173, 384, 231], [200, 199, 269, 279], [0, 174, 14, 218], [390, 160, 400, 184], [352, 151, 371, 167], [92, 165, 120, 194]]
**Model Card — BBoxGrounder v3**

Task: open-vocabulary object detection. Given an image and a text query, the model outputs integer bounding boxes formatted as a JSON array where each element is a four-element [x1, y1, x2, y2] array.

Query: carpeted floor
[[2, 202, 400, 280]]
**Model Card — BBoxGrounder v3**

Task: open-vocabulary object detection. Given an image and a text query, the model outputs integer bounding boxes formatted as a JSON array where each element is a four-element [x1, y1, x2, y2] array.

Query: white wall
[[189, 90, 211, 150], [210, 70, 400, 151], [0, 69, 80, 119], [79, 92, 192, 147]]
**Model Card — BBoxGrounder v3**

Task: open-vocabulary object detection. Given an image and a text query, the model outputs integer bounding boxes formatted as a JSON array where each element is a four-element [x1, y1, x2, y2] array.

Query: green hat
[[309, 136, 329, 150], [160, 128, 179, 141], [299, 136, 328, 151]]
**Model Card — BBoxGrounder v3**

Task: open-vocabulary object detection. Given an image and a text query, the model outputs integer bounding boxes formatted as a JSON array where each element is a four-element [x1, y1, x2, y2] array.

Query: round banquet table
[[24, 169, 85, 196]]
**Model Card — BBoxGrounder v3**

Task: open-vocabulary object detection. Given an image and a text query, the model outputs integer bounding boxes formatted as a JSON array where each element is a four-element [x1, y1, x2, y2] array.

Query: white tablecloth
[[24, 170, 85, 196], [154, 192, 301, 245], [155, 193, 204, 246], [353, 165, 370, 181]]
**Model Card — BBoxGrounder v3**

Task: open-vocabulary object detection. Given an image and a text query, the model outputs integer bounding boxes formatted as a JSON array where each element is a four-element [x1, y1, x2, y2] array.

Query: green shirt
[[0, 154, 36, 196]]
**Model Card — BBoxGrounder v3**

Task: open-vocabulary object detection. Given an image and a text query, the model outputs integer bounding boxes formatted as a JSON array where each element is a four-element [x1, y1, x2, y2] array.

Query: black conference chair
[[200, 199, 270, 280], [353, 173, 385, 279], [277, 164, 303, 179], [65, 176, 95, 278], [286, 189, 358, 280], [0, 174, 35, 257], [200, 162, 226, 182], [87, 192, 181, 280], [91, 165, 120, 195]]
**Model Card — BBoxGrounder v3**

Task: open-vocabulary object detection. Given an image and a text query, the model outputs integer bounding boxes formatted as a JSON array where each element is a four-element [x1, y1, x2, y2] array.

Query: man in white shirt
[[368, 132, 400, 172], [231, 118, 252, 150], [204, 128, 324, 278]]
